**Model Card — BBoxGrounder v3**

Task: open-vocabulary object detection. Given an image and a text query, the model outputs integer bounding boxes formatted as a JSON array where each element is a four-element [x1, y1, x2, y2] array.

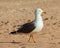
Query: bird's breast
[[33, 21, 43, 32]]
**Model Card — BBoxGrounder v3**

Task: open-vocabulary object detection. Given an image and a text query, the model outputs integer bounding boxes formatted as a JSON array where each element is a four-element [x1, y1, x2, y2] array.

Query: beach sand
[[0, 0, 60, 48]]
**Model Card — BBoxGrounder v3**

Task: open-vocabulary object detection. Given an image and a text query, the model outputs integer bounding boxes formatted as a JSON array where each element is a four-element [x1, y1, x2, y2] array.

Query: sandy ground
[[0, 0, 60, 48]]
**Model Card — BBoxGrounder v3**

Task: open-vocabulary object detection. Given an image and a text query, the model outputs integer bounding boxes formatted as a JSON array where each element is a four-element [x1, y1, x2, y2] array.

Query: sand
[[0, 0, 60, 48]]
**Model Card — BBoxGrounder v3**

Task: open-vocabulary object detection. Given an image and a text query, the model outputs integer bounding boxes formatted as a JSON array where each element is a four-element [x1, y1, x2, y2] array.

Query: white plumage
[[32, 8, 44, 32]]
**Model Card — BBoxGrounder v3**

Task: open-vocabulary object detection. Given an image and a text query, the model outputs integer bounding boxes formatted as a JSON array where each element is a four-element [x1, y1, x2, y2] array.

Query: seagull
[[10, 8, 46, 43]]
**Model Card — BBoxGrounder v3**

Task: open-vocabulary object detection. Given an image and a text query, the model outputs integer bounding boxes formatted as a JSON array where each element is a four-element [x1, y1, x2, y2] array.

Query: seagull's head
[[35, 8, 46, 15]]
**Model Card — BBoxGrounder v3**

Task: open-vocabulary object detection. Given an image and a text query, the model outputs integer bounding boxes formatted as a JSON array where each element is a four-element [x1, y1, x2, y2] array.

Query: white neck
[[35, 13, 43, 23], [34, 12, 43, 31], [32, 8, 44, 32]]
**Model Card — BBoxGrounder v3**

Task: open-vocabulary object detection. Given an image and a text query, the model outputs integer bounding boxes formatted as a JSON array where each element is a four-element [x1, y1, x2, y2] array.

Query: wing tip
[[9, 31, 16, 34]]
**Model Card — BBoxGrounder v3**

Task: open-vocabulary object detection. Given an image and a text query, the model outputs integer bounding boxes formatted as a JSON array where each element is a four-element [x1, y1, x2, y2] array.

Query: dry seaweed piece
[[13, 25, 16, 28], [1, 21, 4, 23], [58, 42, 60, 44], [0, 33, 2, 34], [6, 29, 9, 30], [1, 21, 9, 25], [5, 21, 9, 25], [21, 46, 26, 48], [53, 22, 57, 25]]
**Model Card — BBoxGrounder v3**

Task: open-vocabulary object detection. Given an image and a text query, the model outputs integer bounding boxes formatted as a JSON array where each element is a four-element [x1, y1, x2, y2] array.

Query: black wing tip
[[9, 31, 16, 34]]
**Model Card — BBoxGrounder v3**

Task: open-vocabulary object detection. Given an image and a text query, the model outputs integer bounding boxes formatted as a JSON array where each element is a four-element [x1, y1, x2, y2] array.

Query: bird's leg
[[28, 34, 32, 42], [28, 34, 36, 43]]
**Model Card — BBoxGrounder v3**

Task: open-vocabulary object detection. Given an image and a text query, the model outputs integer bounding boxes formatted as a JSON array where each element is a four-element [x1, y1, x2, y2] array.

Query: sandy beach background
[[0, 0, 60, 48]]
